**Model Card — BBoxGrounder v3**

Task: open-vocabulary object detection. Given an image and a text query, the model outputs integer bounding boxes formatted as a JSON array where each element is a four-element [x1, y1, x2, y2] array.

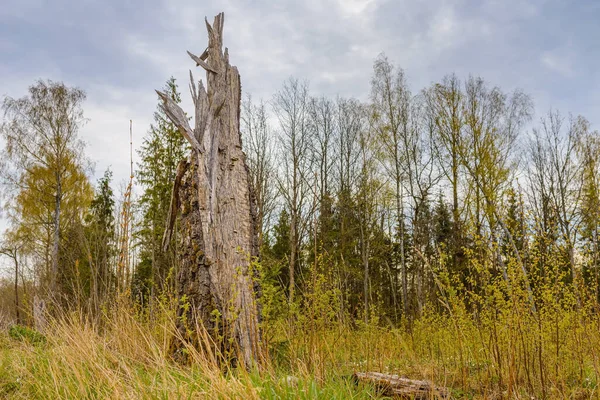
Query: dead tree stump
[[158, 12, 260, 368]]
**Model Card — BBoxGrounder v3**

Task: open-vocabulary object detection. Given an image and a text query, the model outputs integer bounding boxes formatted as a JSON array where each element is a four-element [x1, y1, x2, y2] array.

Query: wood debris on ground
[[353, 371, 449, 399]]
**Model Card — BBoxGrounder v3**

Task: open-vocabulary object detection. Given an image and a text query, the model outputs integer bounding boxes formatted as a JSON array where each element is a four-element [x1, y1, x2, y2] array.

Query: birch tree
[[370, 54, 409, 317], [272, 78, 312, 303], [241, 96, 276, 248], [1, 80, 90, 298]]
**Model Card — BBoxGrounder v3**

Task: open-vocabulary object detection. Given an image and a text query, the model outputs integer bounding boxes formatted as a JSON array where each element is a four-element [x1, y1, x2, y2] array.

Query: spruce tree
[[84, 168, 116, 309], [134, 77, 188, 303]]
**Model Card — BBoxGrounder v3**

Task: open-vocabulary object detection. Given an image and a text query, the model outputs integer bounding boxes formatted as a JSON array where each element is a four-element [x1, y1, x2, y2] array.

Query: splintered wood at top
[[353, 372, 449, 399]]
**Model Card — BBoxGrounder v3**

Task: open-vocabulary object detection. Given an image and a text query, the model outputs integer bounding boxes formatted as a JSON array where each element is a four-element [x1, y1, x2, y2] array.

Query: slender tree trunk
[[396, 177, 407, 319], [13, 253, 20, 324], [160, 12, 261, 368], [365, 232, 370, 323], [52, 176, 62, 295], [360, 222, 369, 323], [595, 225, 599, 301], [289, 211, 297, 303], [92, 257, 99, 316], [20, 269, 27, 324], [452, 148, 460, 271]]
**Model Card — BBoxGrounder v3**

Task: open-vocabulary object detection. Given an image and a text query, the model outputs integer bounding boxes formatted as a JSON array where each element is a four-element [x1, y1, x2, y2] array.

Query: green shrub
[[8, 325, 46, 345]]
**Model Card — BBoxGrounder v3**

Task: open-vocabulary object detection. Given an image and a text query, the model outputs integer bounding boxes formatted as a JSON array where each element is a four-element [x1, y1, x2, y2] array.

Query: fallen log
[[353, 372, 449, 399]]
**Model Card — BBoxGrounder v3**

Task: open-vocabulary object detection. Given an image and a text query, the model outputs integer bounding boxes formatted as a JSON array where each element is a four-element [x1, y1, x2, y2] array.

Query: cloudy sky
[[0, 0, 598, 212]]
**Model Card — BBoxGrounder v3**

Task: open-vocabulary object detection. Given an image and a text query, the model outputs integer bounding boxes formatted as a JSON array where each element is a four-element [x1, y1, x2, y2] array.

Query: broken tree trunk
[[353, 372, 449, 399], [159, 12, 261, 368]]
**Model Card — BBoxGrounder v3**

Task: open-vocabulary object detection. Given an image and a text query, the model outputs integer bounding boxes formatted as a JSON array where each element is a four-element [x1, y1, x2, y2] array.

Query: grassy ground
[[0, 312, 377, 399], [1, 287, 599, 399]]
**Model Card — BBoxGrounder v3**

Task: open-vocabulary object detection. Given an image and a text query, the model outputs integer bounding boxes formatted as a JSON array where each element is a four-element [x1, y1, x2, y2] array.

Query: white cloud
[[541, 50, 575, 78]]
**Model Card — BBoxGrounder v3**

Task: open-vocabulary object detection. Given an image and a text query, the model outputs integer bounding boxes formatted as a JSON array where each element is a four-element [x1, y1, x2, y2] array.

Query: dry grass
[[0, 302, 373, 399], [2, 270, 600, 398]]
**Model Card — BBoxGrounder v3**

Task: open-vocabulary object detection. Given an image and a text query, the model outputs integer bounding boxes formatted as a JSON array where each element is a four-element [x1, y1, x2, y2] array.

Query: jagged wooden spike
[[187, 50, 218, 73], [156, 90, 201, 150], [189, 70, 197, 104], [204, 17, 213, 37]]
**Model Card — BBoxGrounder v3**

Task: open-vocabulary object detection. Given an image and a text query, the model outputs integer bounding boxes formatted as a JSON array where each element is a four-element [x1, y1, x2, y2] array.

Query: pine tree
[[134, 77, 188, 303]]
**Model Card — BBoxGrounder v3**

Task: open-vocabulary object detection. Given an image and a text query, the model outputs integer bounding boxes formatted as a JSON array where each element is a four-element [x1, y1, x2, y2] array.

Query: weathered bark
[[33, 294, 47, 332], [160, 12, 260, 368], [353, 372, 449, 399]]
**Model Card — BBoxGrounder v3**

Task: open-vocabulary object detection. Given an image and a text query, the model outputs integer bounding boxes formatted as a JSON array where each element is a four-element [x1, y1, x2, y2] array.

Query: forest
[[1, 11, 600, 400]]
